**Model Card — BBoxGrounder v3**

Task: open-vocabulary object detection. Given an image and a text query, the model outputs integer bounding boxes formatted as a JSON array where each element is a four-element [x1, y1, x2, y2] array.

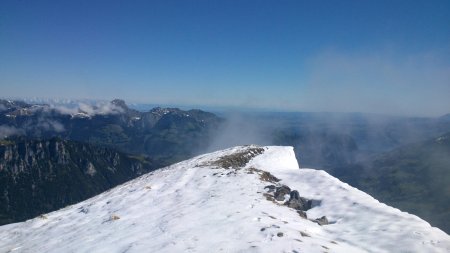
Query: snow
[[0, 146, 449, 253]]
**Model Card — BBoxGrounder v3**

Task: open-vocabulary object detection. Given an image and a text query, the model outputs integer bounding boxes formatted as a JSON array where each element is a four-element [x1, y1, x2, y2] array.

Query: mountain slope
[[0, 146, 449, 252], [0, 99, 221, 165], [0, 138, 157, 225], [335, 132, 450, 234]]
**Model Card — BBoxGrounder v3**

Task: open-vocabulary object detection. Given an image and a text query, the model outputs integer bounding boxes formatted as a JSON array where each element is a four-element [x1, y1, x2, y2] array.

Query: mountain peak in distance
[[110, 99, 129, 111]]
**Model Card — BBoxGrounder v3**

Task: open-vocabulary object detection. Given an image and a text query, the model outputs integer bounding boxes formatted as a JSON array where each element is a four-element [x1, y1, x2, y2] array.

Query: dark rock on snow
[[274, 185, 291, 201], [313, 216, 329, 226], [285, 190, 312, 211]]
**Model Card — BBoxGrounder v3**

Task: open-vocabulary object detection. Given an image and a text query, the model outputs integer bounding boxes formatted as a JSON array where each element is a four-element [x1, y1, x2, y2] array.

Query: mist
[[297, 49, 450, 117], [0, 126, 24, 139], [204, 109, 450, 173], [205, 112, 276, 152]]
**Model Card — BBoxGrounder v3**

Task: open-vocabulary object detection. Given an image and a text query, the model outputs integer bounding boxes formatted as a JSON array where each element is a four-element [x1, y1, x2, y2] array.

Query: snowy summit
[[0, 146, 449, 252]]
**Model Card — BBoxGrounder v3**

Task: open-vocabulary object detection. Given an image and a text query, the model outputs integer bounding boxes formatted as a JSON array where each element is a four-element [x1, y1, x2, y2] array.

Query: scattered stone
[[258, 171, 329, 227], [313, 216, 329, 226], [259, 171, 280, 183], [144, 185, 152, 190], [247, 167, 280, 183], [285, 190, 312, 211], [110, 215, 120, 221], [277, 232, 284, 237], [211, 147, 264, 169], [263, 193, 274, 201], [274, 185, 291, 201], [260, 227, 266, 231], [297, 210, 307, 219], [300, 231, 311, 237], [226, 171, 236, 176]]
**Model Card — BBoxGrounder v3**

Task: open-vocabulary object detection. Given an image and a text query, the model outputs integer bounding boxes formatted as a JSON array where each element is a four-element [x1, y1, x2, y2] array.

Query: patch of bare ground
[[210, 147, 265, 169]]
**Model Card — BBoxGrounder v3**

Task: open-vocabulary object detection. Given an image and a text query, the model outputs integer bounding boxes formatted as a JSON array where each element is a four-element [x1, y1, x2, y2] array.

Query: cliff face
[[0, 138, 156, 225]]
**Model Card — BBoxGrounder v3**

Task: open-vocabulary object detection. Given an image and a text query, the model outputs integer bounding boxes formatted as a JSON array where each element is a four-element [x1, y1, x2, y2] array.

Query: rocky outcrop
[[313, 216, 329, 226], [285, 190, 312, 211], [274, 185, 291, 201], [263, 183, 329, 225], [210, 147, 265, 169]]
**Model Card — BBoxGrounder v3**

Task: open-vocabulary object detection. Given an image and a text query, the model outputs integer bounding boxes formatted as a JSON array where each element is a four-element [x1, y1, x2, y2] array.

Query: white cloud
[[50, 101, 125, 116]]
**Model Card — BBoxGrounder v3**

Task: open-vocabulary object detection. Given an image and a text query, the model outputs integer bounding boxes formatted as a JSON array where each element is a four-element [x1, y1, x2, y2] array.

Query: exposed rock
[[110, 214, 120, 221], [313, 216, 329, 226], [297, 210, 307, 219], [260, 171, 280, 183], [211, 147, 265, 169], [248, 168, 280, 183], [85, 162, 97, 176], [264, 185, 276, 192], [274, 185, 291, 201], [263, 193, 274, 201], [285, 190, 312, 211], [300, 231, 311, 237]]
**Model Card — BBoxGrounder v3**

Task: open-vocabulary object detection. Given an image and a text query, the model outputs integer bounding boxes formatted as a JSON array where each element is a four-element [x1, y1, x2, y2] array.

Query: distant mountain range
[[0, 99, 221, 165]]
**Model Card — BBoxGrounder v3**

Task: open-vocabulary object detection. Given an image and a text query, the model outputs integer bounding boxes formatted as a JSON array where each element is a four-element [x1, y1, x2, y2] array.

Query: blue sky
[[1, 0, 449, 116]]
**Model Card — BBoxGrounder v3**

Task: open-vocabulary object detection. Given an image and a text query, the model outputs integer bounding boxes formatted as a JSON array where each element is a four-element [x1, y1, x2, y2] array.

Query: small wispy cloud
[[206, 112, 272, 152], [35, 118, 65, 133]]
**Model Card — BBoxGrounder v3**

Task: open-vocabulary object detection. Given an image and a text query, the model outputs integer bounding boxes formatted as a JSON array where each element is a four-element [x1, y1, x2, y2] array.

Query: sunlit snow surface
[[0, 146, 449, 253]]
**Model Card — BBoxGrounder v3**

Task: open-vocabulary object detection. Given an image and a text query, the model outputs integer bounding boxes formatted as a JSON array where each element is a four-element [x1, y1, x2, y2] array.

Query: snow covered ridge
[[0, 146, 449, 253]]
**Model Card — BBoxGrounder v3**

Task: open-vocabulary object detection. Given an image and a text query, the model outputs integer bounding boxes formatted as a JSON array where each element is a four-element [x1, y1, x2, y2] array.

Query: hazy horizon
[[2, 96, 449, 118]]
